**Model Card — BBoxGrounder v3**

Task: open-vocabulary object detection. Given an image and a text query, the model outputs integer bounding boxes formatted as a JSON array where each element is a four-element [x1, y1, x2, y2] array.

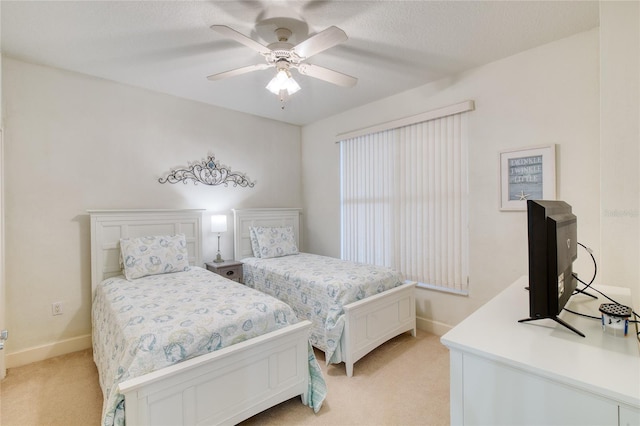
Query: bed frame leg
[[346, 362, 354, 377]]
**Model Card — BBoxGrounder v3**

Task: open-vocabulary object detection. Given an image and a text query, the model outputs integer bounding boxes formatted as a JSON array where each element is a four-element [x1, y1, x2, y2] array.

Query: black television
[[518, 200, 583, 337]]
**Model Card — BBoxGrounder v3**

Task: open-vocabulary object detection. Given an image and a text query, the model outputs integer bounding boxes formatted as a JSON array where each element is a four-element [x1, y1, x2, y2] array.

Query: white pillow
[[251, 226, 299, 259], [120, 234, 190, 280]]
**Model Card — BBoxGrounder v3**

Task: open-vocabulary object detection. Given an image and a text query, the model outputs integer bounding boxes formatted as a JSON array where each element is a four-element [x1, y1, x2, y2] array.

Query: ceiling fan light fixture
[[266, 69, 301, 96]]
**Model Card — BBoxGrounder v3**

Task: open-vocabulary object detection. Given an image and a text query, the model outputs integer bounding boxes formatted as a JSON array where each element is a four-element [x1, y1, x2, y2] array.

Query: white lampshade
[[266, 69, 301, 96], [211, 215, 228, 233]]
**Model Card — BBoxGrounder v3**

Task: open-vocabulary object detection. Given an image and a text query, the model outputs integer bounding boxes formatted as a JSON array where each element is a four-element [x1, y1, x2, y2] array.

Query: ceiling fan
[[207, 23, 357, 101]]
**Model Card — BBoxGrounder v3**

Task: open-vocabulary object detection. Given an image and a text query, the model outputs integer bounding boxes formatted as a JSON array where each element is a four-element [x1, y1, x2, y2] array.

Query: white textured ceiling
[[1, 1, 599, 126]]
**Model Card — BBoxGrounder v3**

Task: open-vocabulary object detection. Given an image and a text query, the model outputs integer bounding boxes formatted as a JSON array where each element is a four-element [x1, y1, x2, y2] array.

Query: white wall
[[2, 57, 302, 364], [302, 29, 603, 333], [600, 1, 640, 310]]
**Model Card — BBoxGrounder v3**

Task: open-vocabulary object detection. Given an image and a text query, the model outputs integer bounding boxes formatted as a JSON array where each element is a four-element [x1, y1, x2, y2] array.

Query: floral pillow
[[250, 226, 299, 259], [120, 234, 190, 280], [249, 227, 262, 258]]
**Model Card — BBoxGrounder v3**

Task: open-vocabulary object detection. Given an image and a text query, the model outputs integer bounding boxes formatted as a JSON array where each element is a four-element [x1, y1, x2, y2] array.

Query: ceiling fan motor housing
[[274, 28, 292, 42]]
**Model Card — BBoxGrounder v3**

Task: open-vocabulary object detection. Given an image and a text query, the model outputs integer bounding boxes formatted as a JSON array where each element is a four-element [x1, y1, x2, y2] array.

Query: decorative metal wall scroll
[[159, 155, 255, 187]]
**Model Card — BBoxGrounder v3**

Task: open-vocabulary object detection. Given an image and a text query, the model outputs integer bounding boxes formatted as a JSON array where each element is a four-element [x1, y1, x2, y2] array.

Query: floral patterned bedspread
[[92, 266, 326, 426], [242, 253, 405, 365]]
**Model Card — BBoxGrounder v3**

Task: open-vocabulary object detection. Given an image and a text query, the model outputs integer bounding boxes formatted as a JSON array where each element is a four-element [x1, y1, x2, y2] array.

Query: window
[[338, 101, 473, 294]]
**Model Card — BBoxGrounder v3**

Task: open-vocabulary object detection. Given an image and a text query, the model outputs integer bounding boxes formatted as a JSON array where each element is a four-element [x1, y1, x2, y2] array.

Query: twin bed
[[89, 210, 325, 426], [232, 208, 417, 377], [89, 208, 417, 425]]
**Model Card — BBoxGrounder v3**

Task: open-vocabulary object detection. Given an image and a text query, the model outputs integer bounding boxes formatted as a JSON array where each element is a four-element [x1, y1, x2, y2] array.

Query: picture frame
[[499, 144, 556, 211]]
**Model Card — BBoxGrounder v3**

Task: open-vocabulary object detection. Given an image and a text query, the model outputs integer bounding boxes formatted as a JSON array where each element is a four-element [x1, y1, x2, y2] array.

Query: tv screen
[[519, 200, 583, 337]]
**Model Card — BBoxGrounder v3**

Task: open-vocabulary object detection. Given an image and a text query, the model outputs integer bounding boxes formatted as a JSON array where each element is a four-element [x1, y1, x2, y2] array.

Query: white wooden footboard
[[119, 320, 312, 426], [342, 281, 417, 377]]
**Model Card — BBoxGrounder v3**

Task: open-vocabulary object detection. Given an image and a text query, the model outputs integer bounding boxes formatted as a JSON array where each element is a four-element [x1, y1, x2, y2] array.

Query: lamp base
[[213, 252, 224, 263]]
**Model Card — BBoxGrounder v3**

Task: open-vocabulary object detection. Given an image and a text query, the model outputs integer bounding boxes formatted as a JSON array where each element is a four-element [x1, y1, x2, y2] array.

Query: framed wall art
[[499, 144, 556, 211]]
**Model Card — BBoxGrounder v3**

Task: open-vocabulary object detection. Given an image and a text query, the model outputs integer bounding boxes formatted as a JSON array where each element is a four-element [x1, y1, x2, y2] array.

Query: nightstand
[[205, 260, 243, 283]]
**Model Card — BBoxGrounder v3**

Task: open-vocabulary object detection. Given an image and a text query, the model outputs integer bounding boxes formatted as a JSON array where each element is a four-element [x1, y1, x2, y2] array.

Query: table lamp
[[211, 214, 228, 263]]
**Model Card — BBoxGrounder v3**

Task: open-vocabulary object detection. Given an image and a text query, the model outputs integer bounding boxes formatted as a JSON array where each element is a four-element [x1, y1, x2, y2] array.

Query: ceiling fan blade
[[210, 25, 272, 55], [293, 26, 348, 59], [207, 63, 272, 81], [296, 63, 357, 87]]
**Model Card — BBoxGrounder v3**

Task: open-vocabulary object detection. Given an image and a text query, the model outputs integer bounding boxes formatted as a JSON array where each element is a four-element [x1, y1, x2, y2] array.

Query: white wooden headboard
[[88, 209, 204, 293], [232, 208, 302, 260]]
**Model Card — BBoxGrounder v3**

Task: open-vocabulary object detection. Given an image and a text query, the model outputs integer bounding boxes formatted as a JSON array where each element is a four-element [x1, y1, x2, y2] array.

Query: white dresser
[[441, 276, 640, 426]]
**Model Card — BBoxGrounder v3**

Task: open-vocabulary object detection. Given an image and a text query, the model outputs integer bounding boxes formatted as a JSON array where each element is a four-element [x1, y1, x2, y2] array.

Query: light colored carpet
[[1, 348, 102, 425], [1, 330, 450, 425]]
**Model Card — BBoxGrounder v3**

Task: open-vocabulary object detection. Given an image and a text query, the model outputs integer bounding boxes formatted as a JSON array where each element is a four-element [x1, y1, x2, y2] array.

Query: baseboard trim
[[417, 316, 453, 337], [5, 334, 92, 368]]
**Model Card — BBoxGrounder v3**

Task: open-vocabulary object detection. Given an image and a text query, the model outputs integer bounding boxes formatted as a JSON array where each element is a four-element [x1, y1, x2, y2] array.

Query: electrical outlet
[[52, 302, 63, 316]]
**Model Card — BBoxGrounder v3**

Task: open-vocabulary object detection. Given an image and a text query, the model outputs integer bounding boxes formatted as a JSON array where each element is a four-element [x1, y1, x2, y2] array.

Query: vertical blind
[[339, 103, 471, 294]]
